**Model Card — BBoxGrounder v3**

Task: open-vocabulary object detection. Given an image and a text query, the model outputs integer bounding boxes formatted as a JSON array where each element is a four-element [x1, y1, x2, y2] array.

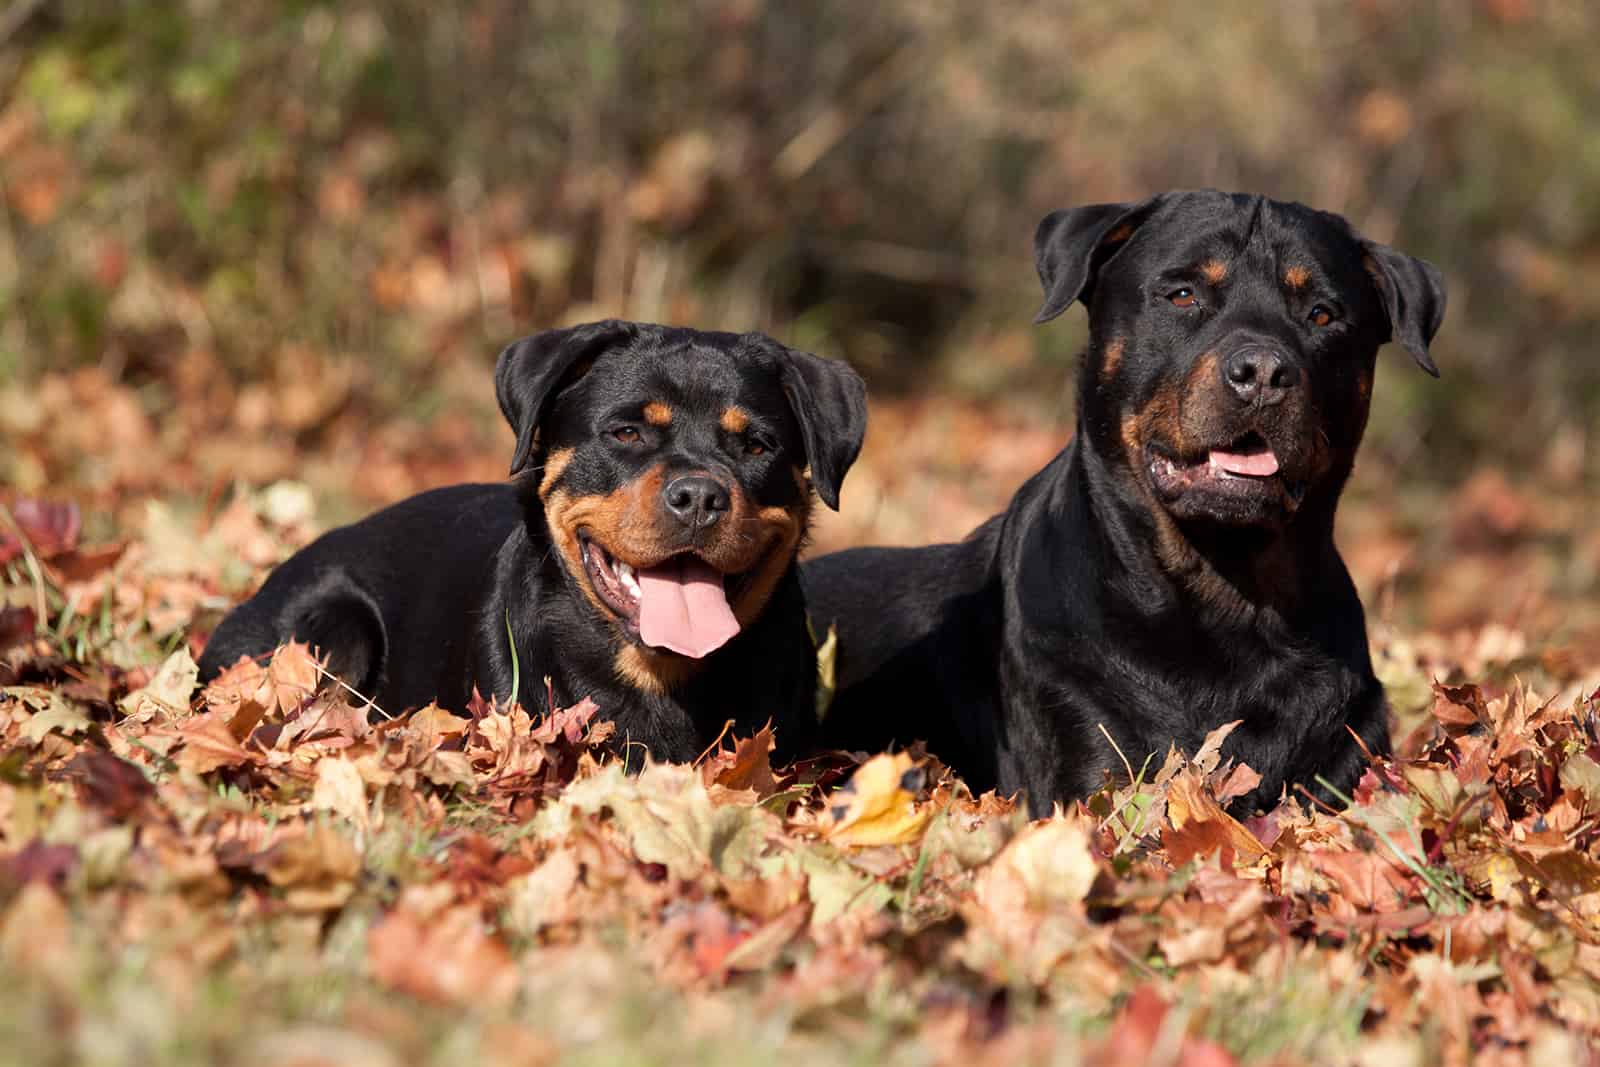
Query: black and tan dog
[[198, 320, 866, 762], [805, 190, 1445, 815]]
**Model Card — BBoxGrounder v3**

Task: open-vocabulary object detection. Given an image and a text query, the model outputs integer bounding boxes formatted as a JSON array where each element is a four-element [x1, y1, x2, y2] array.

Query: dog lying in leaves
[[806, 190, 1446, 815], [198, 320, 867, 763]]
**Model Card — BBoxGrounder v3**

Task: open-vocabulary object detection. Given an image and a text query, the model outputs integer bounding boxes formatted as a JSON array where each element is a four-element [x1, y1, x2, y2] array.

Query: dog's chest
[[1100, 623, 1367, 754]]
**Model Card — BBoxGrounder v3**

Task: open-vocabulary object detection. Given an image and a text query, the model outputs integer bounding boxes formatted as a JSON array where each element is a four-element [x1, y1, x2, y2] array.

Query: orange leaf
[[368, 904, 517, 1007], [1162, 770, 1268, 868], [407, 703, 467, 751], [173, 710, 257, 775], [710, 723, 778, 798], [1303, 848, 1419, 914], [260, 824, 360, 911], [266, 641, 323, 715]]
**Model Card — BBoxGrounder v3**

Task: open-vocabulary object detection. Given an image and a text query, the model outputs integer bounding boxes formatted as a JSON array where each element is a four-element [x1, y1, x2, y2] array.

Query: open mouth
[[1147, 432, 1308, 509], [578, 530, 744, 659]]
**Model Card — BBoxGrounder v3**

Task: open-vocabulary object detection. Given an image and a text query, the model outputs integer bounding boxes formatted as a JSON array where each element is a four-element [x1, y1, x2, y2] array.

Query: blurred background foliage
[[1, 0, 1597, 503]]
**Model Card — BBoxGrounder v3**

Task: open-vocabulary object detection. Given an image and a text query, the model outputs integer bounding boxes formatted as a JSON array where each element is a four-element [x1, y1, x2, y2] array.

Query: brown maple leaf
[[368, 903, 518, 1007]]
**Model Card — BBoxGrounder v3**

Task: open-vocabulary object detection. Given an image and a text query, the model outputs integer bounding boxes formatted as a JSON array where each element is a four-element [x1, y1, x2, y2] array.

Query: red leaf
[[0, 498, 81, 562]]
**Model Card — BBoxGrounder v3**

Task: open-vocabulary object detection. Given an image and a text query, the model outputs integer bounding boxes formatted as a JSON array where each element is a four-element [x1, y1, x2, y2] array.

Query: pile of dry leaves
[[3, 492, 1600, 1066]]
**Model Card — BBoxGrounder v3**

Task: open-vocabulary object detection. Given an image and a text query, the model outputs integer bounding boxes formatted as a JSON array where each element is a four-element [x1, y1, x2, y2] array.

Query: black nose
[[662, 474, 731, 528], [1223, 347, 1301, 405]]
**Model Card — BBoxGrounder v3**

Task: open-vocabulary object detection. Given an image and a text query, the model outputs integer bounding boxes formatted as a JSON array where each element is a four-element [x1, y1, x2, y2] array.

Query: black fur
[[806, 190, 1446, 815], [198, 321, 867, 763]]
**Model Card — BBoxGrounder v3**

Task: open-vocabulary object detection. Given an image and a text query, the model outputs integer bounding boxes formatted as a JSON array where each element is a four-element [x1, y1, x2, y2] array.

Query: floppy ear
[[1033, 196, 1161, 323], [495, 319, 638, 474], [1362, 243, 1447, 377], [771, 342, 868, 511]]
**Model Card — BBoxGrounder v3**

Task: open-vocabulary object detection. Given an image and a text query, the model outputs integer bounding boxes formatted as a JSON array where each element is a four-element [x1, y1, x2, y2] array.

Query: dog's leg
[[199, 568, 388, 702]]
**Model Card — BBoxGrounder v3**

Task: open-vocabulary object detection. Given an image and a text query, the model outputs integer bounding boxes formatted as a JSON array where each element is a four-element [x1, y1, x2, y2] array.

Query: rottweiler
[[198, 320, 867, 763], [805, 190, 1445, 815]]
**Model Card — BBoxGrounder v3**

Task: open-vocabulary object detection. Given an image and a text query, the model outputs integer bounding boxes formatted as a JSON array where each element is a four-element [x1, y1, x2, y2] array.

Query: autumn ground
[[3, 366, 1600, 1067]]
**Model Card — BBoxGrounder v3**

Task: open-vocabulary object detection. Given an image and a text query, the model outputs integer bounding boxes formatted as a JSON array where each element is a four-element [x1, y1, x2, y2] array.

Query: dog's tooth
[[616, 561, 640, 596]]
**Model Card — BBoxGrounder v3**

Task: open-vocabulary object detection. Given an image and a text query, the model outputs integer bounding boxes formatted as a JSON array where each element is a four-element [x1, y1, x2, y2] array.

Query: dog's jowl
[[806, 190, 1445, 815], [198, 320, 867, 763]]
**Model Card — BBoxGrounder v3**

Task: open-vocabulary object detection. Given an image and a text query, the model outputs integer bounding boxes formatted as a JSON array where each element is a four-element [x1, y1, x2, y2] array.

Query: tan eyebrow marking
[[1101, 338, 1125, 381], [1284, 265, 1311, 289], [643, 401, 673, 426], [1199, 259, 1228, 284], [720, 406, 750, 433]]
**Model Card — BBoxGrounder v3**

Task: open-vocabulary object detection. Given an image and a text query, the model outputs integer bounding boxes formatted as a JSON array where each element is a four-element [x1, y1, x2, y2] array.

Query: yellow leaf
[[408, 703, 467, 751], [312, 756, 369, 832], [813, 621, 838, 723], [823, 752, 931, 848], [1484, 853, 1520, 903], [979, 817, 1098, 912], [119, 648, 198, 723]]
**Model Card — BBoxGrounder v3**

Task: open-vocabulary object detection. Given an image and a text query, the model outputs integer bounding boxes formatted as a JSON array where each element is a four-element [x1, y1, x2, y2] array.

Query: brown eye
[[1309, 305, 1334, 327], [746, 439, 767, 457], [612, 426, 641, 443], [1169, 288, 1197, 308]]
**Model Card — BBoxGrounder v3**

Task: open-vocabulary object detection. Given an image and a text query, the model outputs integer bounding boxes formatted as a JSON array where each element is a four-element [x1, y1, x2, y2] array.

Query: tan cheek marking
[[541, 489, 610, 622], [1129, 389, 1185, 461], [729, 501, 809, 629], [538, 447, 575, 499], [555, 467, 669, 566], [1200, 259, 1228, 284], [1101, 338, 1125, 381], [643, 401, 672, 426], [613, 645, 699, 694], [1284, 265, 1311, 289], [544, 466, 673, 627], [1121, 413, 1142, 458], [1188, 350, 1220, 388], [720, 406, 750, 433]]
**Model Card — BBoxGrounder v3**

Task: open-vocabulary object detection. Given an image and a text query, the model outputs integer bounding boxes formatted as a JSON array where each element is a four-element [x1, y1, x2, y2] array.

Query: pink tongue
[[1209, 448, 1281, 477], [637, 557, 741, 658]]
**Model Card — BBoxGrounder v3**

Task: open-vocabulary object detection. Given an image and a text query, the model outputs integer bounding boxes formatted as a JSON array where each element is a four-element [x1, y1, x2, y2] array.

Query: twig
[[309, 657, 393, 721], [693, 719, 736, 767], [1098, 722, 1137, 786]]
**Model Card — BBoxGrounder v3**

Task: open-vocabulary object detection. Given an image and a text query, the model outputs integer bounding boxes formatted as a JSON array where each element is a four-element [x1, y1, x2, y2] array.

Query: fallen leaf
[[822, 752, 931, 847], [119, 647, 199, 723], [974, 816, 1098, 914], [62, 750, 153, 818], [1191, 719, 1243, 775], [173, 710, 257, 774], [368, 904, 517, 1007], [18, 690, 91, 742], [311, 756, 370, 831], [706, 723, 778, 798], [407, 703, 467, 751], [266, 641, 324, 715], [1162, 769, 1269, 868], [0, 498, 81, 562], [1, 839, 78, 889], [261, 824, 361, 911]]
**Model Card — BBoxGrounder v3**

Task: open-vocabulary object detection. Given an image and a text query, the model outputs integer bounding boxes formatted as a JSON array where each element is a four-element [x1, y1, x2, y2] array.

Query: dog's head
[[494, 320, 866, 685], [1035, 190, 1445, 529]]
